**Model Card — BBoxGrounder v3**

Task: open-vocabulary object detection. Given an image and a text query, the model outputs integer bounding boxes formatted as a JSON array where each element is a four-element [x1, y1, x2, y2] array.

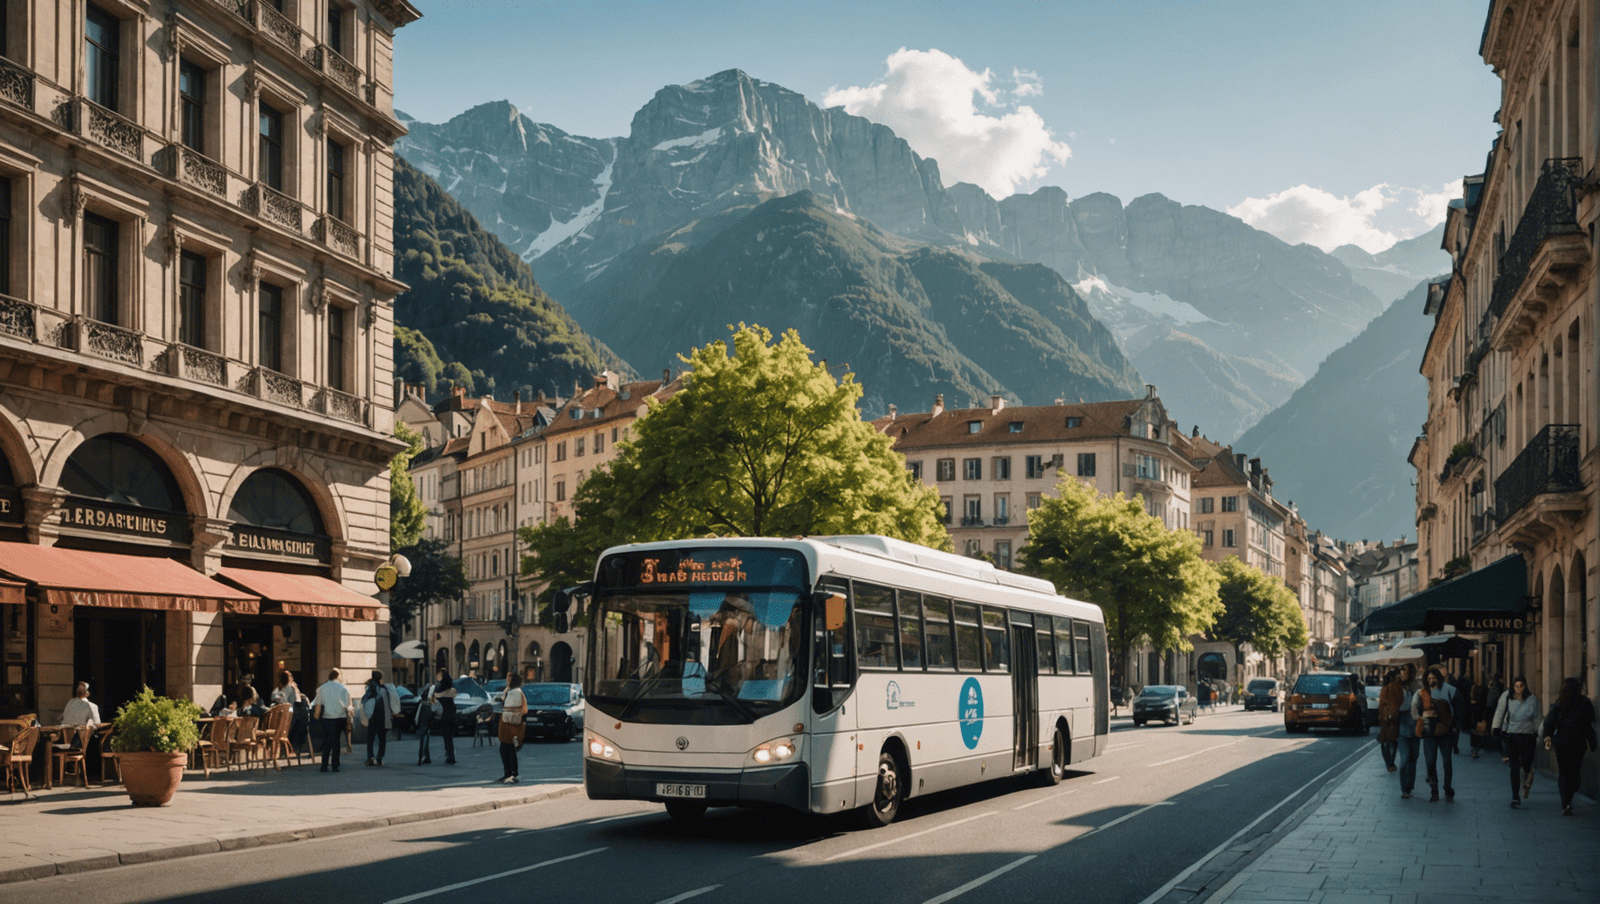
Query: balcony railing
[[244, 182, 304, 233], [1494, 424, 1581, 522], [80, 317, 143, 366], [1487, 158, 1584, 321], [0, 293, 36, 342], [0, 56, 35, 110], [159, 144, 228, 197], [314, 214, 361, 258], [254, 0, 308, 56], [960, 516, 984, 527], [305, 45, 362, 94], [69, 98, 146, 162], [313, 386, 368, 426]]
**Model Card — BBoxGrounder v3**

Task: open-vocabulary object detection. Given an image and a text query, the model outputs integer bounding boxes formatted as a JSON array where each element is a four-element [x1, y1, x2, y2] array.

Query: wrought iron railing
[[161, 144, 227, 196], [245, 182, 304, 232], [76, 99, 144, 161], [314, 214, 360, 258], [1487, 158, 1584, 321], [1494, 424, 1581, 522], [314, 387, 367, 425], [0, 293, 36, 341], [81, 317, 143, 366], [0, 56, 35, 110]]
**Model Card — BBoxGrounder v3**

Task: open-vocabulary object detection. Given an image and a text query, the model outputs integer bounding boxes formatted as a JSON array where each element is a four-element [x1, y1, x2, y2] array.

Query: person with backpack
[[1493, 676, 1540, 807], [1541, 676, 1598, 816], [361, 670, 401, 767], [1411, 667, 1460, 802]]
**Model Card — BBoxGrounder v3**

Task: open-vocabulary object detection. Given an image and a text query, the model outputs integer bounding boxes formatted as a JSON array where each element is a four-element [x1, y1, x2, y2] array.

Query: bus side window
[[982, 607, 1010, 672], [854, 583, 897, 669], [923, 596, 955, 669], [953, 603, 982, 671], [1074, 621, 1092, 674], [897, 590, 924, 670], [814, 583, 855, 713], [1054, 616, 1074, 673]]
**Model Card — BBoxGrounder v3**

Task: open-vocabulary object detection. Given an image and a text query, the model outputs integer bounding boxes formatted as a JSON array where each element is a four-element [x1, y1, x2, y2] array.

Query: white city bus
[[572, 535, 1109, 827]]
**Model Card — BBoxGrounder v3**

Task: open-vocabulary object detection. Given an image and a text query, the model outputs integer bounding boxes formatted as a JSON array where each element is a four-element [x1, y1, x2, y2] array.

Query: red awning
[[0, 542, 260, 614], [214, 567, 380, 621], [0, 579, 23, 606]]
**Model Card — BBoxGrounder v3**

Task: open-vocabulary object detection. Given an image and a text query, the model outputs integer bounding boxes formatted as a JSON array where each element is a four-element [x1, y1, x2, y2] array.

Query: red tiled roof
[[880, 400, 1148, 451]]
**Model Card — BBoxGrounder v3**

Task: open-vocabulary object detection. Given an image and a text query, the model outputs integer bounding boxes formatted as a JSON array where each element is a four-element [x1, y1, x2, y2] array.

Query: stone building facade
[[0, 0, 419, 722]]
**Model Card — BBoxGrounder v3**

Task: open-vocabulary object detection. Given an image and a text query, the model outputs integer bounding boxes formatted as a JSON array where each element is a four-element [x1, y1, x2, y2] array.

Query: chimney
[[1234, 453, 1246, 471], [887, 404, 897, 420], [514, 390, 521, 414], [663, 368, 671, 385], [1055, 398, 1065, 406], [990, 394, 1005, 414], [932, 394, 945, 416], [1146, 384, 1157, 399]]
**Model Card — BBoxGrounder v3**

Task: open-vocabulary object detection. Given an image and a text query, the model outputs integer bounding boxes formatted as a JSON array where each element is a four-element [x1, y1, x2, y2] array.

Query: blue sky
[[393, 0, 1502, 253]]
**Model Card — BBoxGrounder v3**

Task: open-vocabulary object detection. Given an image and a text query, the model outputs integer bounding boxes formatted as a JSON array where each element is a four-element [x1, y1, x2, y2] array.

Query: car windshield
[[523, 684, 575, 706], [589, 589, 808, 725], [1139, 686, 1179, 698], [1247, 680, 1277, 693], [1293, 675, 1349, 695], [453, 677, 487, 698]]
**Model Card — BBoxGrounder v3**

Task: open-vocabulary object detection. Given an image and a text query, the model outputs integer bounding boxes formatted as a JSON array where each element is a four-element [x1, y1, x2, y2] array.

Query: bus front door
[[811, 586, 860, 813], [1011, 625, 1039, 771]]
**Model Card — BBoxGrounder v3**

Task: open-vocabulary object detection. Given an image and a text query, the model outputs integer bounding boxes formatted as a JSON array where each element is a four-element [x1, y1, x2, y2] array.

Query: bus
[[570, 534, 1109, 827]]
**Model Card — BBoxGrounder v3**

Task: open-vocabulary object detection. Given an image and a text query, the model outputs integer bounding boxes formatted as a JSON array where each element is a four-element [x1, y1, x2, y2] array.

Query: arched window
[[63, 434, 184, 513], [228, 468, 324, 534]]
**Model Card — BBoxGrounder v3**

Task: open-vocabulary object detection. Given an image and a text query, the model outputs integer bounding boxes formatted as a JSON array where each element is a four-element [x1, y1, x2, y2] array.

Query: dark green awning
[[1358, 554, 1529, 635]]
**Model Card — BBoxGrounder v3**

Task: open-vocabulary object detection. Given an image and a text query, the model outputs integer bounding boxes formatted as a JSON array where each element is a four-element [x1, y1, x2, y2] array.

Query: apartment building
[[541, 371, 677, 524], [0, 0, 420, 721], [1412, 0, 1595, 750]]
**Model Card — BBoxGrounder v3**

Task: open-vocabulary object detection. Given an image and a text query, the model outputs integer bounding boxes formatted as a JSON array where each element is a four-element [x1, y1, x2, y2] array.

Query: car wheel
[[665, 800, 708, 822], [859, 750, 904, 828], [1133, 719, 1143, 726]]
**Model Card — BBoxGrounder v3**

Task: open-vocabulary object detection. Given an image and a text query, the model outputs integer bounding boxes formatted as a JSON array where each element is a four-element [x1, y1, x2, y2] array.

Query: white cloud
[[824, 48, 1070, 198], [1227, 181, 1463, 253]]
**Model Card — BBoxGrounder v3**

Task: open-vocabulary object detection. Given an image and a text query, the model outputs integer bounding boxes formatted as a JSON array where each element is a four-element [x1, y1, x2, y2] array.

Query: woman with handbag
[[416, 681, 441, 765], [1541, 676, 1598, 816], [497, 674, 527, 784], [1410, 667, 1459, 802], [1491, 676, 1539, 807]]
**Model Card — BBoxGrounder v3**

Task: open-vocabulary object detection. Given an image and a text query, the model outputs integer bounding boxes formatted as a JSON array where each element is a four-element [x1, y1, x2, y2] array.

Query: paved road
[[18, 708, 1371, 904]]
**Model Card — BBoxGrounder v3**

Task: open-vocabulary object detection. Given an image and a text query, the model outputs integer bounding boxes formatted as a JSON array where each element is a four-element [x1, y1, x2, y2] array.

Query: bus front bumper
[[585, 758, 810, 812]]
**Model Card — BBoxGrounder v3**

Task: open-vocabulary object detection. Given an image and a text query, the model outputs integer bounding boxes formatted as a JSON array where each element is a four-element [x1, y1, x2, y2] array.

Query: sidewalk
[[0, 735, 582, 884], [1204, 741, 1600, 903]]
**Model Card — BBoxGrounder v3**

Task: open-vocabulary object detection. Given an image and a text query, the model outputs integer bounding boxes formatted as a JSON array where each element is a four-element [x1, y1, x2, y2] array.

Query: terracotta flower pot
[[117, 750, 188, 806]]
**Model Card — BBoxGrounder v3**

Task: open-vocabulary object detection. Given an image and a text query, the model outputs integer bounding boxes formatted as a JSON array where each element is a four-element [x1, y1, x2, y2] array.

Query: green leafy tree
[[1018, 475, 1221, 690], [387, 536, 470, 632], [389, 422, 428, 550], [522, 324, 949, 591], [1208, 556, 1309, 663]]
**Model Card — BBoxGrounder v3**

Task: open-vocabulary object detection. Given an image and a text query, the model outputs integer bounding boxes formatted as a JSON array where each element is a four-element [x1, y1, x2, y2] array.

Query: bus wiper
[[705, 677, 759, 721], [617, 672, 668, 721]]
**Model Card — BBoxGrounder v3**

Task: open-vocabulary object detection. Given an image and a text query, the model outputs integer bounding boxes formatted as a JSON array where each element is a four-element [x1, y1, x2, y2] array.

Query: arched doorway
[[1198, 651, 1228, 683], [454, 642, 466, 676], [551, 641, 575, 683], [468, 640, 481, 678]]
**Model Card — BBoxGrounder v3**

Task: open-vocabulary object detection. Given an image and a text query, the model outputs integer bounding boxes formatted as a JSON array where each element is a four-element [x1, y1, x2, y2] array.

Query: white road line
[[821, 811, 996, 863], [1093, 775, 1121, 784], [1134, 744, 1372, 904], [1077, 801, 1173, 839], [655, 886, 722, 904], [1012, 788, 1079, 810], [1148, 739, 1241, 767], [383, 847, 607, 903], [922, 855, 1037, 904]]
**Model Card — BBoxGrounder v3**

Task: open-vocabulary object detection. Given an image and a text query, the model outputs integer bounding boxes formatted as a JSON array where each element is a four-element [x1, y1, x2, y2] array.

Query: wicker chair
[[197, 717, 232, 775], [51, 728, 89, 788], [228, 716, 262, 769], [2, 725, 40, 796], [91, 723, 119, 784], [259, 704, 300, 769]]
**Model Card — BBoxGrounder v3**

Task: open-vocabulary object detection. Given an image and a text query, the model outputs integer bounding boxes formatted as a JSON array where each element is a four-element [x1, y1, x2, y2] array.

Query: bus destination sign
[[600, 548, 808, 592], [641, 555, 747, 585]]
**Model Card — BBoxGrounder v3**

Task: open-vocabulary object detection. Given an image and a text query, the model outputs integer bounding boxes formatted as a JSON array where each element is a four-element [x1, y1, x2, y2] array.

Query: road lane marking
[[922, 855, 1036, 904], [1077, 801, 1173, 839], [655, 886, 722, 904], [1012, 788, 1078, 810], [384, 847, 607, 903], [1093, 775, 1121, 784], [1134, 744, 1372, 904], [1148, 739, 1241, 767], [821, 811, 996, 863]]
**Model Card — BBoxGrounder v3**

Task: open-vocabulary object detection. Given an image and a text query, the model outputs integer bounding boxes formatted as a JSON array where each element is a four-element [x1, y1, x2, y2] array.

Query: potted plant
[[107, 687, 204, 806]]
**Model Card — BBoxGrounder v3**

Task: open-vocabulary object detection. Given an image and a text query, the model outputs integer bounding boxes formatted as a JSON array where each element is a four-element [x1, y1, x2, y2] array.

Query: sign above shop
[[0, 486, 22, 524], [57, 497, 190, 542], [225, 525, 329, 562]]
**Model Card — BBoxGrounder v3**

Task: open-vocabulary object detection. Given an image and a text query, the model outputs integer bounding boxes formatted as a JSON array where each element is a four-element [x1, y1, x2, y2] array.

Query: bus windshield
[[589, 589, 808, 724]]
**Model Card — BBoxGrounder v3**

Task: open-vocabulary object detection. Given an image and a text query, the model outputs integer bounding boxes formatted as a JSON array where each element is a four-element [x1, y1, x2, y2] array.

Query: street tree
[[1207, 555, 1309, 665], [386, 536, 469, 632], [389, 421, 427, 550], [521, 324, 949, 594], [1018, 475, 1221, 691]]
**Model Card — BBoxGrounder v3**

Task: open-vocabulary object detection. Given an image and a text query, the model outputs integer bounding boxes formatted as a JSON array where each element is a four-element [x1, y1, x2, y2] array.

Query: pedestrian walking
[[1468, 678, 1490, 759], [1396, 663, 1421, 798], [1197, 681, 1212, 712], [1377, 668, 1403, 772], [1492, 676, 1540, 807], [361, 670, 400, 767], [415, 681, 436, 764], [1541, 676, 1598, 817], [497, 673, 527, 783], [1412, 667, 1460, 802], [310, 668, 352, 773], [431, 668, 458, 765]]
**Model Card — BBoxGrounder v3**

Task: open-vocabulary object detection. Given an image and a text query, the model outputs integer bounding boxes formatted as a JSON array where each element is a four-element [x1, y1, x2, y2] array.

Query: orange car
[[1284, 671, 1368, 735]]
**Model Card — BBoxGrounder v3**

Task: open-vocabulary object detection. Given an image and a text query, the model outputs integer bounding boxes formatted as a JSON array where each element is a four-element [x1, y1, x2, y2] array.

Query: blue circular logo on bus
[[959, 677, 984, 749]]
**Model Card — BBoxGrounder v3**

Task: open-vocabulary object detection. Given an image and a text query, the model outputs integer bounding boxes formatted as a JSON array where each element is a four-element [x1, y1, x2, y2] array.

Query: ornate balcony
[[71, 98, 146, 162], [244, 182, 304, 233], [1494, 424, 1583, 543], [314, 387, 368, 426], [160, 144, 227, 197], [245, 366, 306, 409], [80, 318, 143, 366], [1487, 158, 1589, 349], [305, 45, 362, 94], [314, 214, 361, 259], [253, 0, 307, 56], [162, 343, 229, 387], [0, 293, 36, 342], [0, 56, 35, 110]]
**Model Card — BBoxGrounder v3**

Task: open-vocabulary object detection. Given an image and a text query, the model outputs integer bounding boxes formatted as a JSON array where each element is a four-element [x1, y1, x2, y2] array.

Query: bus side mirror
[[824, 594, 847, 632]]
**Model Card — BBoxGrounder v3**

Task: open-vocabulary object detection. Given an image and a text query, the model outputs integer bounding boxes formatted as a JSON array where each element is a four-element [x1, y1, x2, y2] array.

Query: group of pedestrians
[[1375, 663, 1597, 816]]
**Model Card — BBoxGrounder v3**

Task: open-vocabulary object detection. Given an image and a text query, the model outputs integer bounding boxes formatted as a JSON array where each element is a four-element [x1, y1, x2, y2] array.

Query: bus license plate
[[657, 783, 706, 799]]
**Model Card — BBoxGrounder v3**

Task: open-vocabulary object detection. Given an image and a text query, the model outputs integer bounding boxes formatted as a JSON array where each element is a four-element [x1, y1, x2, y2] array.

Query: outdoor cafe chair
[[259, 704, 299, 769], [92, 723, 118, 784], [2, 725, 40, 797], [227, 716, 261, 769], [51, 728, 88, 788], [198, 717, 232, 775]]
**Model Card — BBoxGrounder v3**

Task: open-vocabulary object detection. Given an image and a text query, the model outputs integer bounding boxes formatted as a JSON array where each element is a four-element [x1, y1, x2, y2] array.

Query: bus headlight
[[586, 731, 621, 762], [749, 736, 799, 766]]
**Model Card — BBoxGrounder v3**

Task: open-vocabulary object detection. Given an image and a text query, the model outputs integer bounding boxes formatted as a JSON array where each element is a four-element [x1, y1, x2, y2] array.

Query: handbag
[[497, 719, 524, 746]]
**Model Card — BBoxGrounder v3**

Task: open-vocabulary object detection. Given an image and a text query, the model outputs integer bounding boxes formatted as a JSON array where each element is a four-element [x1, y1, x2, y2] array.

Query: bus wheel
[[1039, 726, 1067, 786], [665, 800, 708, 822], [860, 750, 903, 828]]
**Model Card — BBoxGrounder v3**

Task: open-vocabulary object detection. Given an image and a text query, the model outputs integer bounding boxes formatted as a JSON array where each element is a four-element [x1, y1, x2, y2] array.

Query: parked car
[[1243, 678, 1282, 712], [1132, 685, 1197, 726], [1284, 671, 1368, 735], [1363, 684, 1382, 728], [447, 676, 494, 736], [519, 682, 585, 741]]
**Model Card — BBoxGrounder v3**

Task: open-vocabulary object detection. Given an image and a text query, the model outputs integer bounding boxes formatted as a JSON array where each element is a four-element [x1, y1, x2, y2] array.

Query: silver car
[[1132, 685, 1197, 726]]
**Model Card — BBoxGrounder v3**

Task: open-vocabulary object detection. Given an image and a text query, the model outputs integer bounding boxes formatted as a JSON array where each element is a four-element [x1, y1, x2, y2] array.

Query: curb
[[0, 784, 584, 884]]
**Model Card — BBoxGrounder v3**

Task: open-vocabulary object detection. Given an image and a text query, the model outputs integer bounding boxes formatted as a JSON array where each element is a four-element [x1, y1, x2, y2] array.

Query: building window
[[326, 138, 348, 221], [1025, 455, 1045, 479], [963, 458, 981, 480], [940, 496, 952, 524], [82, 212, 118, 324], [1026, 492, 1041, 510], [1077, 453, 1095, 477], [967, 420, 982, 434], [1223, 528, 1236, 547], [327, 305, 348, 391], [258, 281, 284, 372], [995, 540, 1011, 571], [594, 431, 604, 454], [994, 494, 1009, 524], [1066, 416, 1081, 428], [1008, 421, 1023, 433], [1221, 495, 1238, 513], [962, 496, 981, 525], [1199, 497, 1214, 514], [85, 4, 120, 111], [554, 441, 566, 462], [327, 2, 347, 55], [179, 58, 206, 154], [178, 249, 207, 348], [1133, 453, 1159, 479], [992, 457, 1011, 479], [907, 461, 922, 481], [259, 102, 285, 191], [555, 480, 566, 502], [1202, 530, 1213, 547], [936, 458, 955, 482], [575, 436, 585, 456]]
